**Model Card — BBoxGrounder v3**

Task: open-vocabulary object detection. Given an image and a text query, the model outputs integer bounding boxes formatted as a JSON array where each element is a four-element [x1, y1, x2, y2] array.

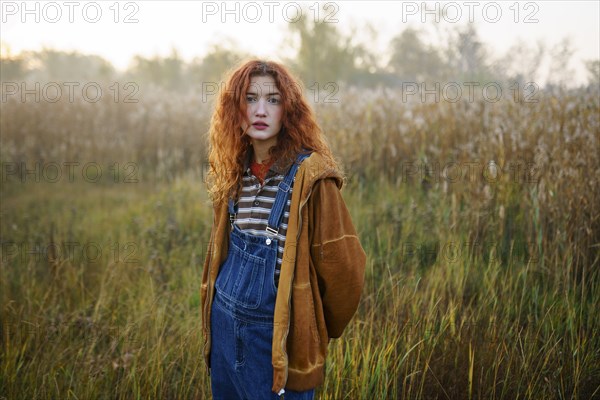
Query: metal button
[[266, 238, 272, 245], [254, 200, 260, 206]]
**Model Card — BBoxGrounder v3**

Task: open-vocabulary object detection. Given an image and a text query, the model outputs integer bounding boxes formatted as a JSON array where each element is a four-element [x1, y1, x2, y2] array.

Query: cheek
[[240, 108, 251, 127], [275, 109, 284, 126]]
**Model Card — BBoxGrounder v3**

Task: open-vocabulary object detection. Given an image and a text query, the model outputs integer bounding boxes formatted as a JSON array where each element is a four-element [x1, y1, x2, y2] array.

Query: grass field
[[1, 85, 599, 399]]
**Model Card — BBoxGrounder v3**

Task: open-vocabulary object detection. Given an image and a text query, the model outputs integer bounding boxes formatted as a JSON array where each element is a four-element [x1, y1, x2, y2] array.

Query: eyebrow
[[246, 91, 281, 96]]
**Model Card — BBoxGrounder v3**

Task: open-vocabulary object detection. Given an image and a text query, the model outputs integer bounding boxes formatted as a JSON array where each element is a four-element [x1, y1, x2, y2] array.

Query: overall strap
[[228, 196, 236, 227], [265, 151, 311, 236]]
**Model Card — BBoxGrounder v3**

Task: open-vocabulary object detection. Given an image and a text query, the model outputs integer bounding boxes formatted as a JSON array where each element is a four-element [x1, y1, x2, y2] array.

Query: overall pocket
[[215, 240, 267, 310]]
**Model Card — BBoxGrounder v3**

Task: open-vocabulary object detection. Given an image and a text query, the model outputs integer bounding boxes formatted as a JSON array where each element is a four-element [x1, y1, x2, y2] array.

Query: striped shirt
[[232, 149, 297, 286]]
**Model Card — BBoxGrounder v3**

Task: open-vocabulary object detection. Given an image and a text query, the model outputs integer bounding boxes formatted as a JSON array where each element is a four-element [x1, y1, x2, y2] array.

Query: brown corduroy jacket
[[200, 151, 367, 394]]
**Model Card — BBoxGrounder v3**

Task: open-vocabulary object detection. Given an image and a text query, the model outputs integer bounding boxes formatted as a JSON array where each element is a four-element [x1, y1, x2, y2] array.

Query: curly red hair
[[206, 59, 342, 205]]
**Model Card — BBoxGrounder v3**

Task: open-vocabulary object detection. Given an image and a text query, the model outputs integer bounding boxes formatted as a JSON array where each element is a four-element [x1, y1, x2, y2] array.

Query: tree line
[[1, 18, 598, 90]]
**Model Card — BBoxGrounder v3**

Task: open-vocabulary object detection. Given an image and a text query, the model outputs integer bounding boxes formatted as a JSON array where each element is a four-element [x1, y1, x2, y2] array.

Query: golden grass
[[1, 84, 599, 398]]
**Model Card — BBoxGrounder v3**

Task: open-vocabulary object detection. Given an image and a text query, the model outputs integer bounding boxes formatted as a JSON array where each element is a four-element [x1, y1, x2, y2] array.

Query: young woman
[[201, 59, 366, 399]]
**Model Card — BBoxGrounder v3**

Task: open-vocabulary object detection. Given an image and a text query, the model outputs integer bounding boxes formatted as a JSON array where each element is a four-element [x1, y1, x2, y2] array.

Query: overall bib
[[210, 152, 315, 400]]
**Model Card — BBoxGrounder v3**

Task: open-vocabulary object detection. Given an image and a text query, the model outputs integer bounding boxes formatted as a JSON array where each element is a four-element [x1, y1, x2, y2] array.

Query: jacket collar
[[223, 149, 344, 210], [243, 146, 296, 178]]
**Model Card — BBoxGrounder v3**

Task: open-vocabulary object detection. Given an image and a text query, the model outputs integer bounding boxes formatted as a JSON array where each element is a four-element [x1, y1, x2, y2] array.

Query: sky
[[1, 1, 599, 85]]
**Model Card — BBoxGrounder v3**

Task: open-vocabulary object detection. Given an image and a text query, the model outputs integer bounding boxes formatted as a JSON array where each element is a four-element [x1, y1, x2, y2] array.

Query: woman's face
[[241, 75, 283, 148]]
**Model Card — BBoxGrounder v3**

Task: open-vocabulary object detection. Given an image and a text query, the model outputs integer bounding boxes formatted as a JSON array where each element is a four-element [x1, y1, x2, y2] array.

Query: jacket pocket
[[287, 283, 323, 372], [290, 283, 321, 345]]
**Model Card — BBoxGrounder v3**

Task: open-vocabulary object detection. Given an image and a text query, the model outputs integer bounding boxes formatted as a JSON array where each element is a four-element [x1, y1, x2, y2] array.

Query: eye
[[246, 95, 257, 103], [268, 97, 281, 104]]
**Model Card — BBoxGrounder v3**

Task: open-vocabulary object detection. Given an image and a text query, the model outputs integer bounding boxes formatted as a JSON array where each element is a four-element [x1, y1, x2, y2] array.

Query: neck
[[251, 137, 278, 164]]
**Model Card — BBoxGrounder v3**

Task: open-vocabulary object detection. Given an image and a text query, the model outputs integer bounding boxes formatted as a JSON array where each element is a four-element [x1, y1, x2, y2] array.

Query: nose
[[255, 98, 267, 116]]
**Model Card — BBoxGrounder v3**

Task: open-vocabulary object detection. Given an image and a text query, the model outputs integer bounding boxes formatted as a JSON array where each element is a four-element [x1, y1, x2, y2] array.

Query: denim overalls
[[210, 152, 315, 400]]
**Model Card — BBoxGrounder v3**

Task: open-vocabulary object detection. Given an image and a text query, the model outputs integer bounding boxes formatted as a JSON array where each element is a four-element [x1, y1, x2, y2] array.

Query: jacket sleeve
[[308, 178, 366, 338]]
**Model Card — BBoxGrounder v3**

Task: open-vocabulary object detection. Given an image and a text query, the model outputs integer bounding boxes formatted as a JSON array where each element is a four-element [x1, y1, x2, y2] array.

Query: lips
[[252, 121, 269, 127]]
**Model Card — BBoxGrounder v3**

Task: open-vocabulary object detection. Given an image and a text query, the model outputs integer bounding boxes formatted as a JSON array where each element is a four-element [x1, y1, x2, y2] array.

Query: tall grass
[[1, 84, 599, 399]]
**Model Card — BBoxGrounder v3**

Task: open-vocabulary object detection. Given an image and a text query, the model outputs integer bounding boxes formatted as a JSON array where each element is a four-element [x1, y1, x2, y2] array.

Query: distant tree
[[444, 24, 493, 82], [187, 46, 250, 86], [585, 59, 600, 86], [285, 8, 357, 86], [343, 22, 392, 87], [0, 57, 25, 81], [0, 43, 26, 81], [388, 27, 446, 82], [0, 48, 115, 82], [36, 48, 114, 81], [493, 39, 546, 85], [126, 48, 185, 90], [547, 37, 576, 87]]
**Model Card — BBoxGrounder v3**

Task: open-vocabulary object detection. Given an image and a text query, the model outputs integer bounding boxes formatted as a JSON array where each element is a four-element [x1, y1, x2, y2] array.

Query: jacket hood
[[297, 152, 344, 200]]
